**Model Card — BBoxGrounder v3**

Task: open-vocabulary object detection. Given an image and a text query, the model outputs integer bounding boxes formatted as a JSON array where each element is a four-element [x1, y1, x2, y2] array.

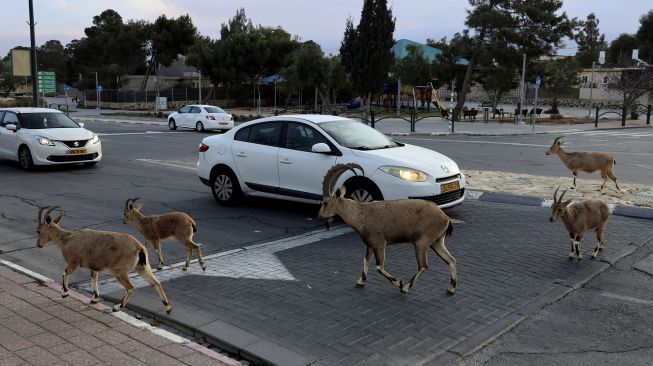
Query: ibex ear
[[45, 216, 52, 225], [53, 212, 64, 224], [127, 201, 134, 210], [338, 186, 347, 198], [133, 198, 143, 210], [557, 140, 563, 146], [563, 199, 572, 206]]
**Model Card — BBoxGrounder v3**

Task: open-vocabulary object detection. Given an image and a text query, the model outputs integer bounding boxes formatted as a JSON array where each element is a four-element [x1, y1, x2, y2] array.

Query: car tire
[[168, 119, 177, 130], [346, 180, 383, 202], [18, 146, 35, 171], [196, 122, 205, 132], [211, 169, 242, 206]]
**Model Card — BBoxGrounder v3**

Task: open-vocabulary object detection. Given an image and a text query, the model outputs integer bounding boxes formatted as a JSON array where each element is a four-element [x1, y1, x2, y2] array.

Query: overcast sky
[[2, 0, 651, 57]]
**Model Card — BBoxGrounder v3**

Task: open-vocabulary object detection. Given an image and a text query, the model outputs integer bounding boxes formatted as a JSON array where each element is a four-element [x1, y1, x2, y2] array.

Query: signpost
[[532, 75, 541, 131], [97, 85, 103, 112]]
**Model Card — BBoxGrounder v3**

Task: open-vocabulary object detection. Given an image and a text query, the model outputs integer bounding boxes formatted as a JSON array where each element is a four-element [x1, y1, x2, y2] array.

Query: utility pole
[[517, 53, 526, 124], [198, 69, 202, 103], [91, 72, 99, 110], [28, 0, 38, 107]]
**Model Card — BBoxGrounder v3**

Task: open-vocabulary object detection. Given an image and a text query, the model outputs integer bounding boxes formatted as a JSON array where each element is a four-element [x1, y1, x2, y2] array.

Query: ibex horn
[[43, 206, 59, 222], [37, 207, 46, 225], [552, 136, 563, 145], [322, 163, 364, 196], [558, 188, 568, 202]]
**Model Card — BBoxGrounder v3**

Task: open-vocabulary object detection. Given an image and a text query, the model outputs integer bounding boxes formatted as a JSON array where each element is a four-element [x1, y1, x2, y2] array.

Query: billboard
[[11, 49, 31, 77]]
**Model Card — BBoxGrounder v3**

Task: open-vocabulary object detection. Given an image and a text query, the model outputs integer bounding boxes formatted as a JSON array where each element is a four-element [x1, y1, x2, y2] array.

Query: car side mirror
[[78, 122, 85, 128], [5, 123, 17, 132], [312, 143, 332, 154]]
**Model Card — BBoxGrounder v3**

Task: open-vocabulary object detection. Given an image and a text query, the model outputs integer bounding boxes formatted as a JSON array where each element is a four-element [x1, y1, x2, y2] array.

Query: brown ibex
[[546, 136, 620, 191], [36, 207, 172, 313], [549, 187, 610, 260], [123, 198, 206, 271], [317, 164, 457, 295]]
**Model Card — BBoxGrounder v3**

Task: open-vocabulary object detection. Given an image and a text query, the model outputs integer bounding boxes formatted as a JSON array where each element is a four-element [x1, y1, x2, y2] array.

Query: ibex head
[[317, 163, 364, 230], [123, 197, 143, 224], [549, 186, 572, 222], [546, 137, 564, 156], [36, 206, 64, 247]]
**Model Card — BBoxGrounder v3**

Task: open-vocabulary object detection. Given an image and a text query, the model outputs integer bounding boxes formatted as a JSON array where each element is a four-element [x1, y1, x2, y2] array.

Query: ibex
[[546, 136, 620, 191], [36, 207, 172, 313], [317, 164, 457, 295], [123, 198, 206, 271], [549, 187, 610, 260]]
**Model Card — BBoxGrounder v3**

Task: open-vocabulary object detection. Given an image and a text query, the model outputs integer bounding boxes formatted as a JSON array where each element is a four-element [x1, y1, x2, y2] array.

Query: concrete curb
[[465, 189, 653, 220]]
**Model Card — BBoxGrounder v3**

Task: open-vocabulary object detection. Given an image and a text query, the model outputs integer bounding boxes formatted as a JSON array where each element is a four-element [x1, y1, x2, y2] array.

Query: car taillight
[[199, 143, 209, 152], [206, 115, 216, 120]]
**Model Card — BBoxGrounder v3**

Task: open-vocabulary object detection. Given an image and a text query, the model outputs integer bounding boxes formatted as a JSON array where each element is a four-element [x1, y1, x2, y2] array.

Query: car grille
[[410, 188, 465, 206], [47, 153, 99, 162], [435, 174, 461, 183], [60, 140, 90, 148]]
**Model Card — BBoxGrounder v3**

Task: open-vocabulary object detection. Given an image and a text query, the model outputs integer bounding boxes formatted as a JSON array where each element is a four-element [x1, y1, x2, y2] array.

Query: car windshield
[[20, 113, 79, 129], [319, 120, 400, 150], [203, 106, 226, 114]]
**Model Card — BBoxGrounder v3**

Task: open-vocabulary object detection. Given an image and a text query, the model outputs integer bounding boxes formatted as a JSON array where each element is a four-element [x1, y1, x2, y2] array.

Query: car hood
[[350, 143, 460, 178], [22, 128, 94, 141]]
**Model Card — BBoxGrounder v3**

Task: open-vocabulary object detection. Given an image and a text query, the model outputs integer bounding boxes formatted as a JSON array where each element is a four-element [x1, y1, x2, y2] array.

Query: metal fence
[[83, 87, 214, 104]]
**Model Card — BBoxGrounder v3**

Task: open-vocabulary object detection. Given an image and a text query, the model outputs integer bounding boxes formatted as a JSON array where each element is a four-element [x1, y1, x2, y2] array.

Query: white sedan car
[[197, 115, 465, 207], [167, 104, 234, 132], [0, 107, 101, 170]]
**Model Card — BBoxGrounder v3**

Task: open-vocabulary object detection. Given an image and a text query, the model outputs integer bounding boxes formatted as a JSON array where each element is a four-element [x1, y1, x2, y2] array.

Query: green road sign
[[37, 71, 56, 93]]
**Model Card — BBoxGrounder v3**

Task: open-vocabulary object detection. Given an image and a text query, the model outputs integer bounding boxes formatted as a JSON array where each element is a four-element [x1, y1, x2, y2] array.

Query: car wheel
[[18, 146, 35, 170], [196, 122, 205, 132], [168, 119, 177, 130], [347, 181, 383, 202], [211, 169, 242, 206]]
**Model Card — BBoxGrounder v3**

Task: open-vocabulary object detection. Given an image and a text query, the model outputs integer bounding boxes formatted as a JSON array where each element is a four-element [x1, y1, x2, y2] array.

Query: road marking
[[136, 159, 195, 170], [601, 292, 653, 307], [400, 138, 550, 147], [77, 226, 354, 293], [97, 131, 173, 136]]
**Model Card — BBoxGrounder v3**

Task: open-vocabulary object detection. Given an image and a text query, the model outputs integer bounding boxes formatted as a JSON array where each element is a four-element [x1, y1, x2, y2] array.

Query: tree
[[339, 0, 395, 108], [636, 10, 653, 63], [607, 34, 638, 66], [0, 54, 16, 97], [429, 32, 472, 94], [455, 0, 577, 120], [575, 13, 607, 67], [141, 14, 197, 90], [608, 66, 653, 115], [537, 57, 581, 113], [394, 45, 432, 87]]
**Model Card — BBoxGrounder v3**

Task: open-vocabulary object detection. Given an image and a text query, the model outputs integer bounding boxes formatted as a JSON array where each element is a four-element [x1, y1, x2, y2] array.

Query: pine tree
[[575, 13, 607, 67]]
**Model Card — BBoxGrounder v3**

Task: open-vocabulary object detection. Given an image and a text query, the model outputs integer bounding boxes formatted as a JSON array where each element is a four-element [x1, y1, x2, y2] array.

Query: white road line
[[97, 131, 174, 136], [136, 159, 195, 170], [601, 292, 653, 307], [401, 138, 550, 147]]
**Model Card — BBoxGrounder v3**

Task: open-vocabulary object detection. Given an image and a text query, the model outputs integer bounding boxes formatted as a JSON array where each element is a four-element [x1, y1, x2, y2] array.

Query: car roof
[[256, 114, 352, 124], [0, 107, 63, 114]]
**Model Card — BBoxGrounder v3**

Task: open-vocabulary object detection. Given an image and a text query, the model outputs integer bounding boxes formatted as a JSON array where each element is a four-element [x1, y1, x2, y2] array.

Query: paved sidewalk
[[0, 264, 239, 366]]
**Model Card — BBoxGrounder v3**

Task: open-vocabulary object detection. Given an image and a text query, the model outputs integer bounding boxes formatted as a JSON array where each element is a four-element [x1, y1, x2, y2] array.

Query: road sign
[[97, 85, 103, 92], [535, 75, 541, 88], [63, 85, 70, 92], [37, 71, 56, 93]]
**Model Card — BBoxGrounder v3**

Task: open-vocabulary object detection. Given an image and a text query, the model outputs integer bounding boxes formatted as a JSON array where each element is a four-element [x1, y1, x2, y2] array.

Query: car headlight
[[91, 134, 100, 144], [37, 136, 55, 146], [380, 166, 428, 182]]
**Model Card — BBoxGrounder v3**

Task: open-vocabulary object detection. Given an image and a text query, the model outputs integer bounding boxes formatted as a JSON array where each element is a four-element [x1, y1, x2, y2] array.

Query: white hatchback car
[[0, 107, 102, 170], [197, 115, 465, 207], [167, 104, 234, 132]]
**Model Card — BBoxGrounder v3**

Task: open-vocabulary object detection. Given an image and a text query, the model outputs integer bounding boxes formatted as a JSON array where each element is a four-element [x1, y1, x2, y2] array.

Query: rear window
[[20, 113, 80, 129], [204, 106, 226, 114]]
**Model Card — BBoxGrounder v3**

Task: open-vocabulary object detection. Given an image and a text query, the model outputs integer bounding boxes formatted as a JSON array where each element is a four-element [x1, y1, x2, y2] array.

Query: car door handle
[[235, 152, 247, 157], [280, 158, 292, 164]]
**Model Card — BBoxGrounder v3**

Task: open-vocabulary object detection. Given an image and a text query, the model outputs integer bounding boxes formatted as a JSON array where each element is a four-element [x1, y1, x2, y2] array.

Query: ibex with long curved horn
[[549, 187, 610, 260], [318, 163, 457, 294], [546, 136, 620, 191], [36, 206, 172, 313]]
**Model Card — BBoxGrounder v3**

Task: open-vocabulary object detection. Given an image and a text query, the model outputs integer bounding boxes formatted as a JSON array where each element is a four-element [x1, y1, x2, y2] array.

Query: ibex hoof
[[157, 266, 163, 271], [164, 305, 172, 314], [399, 281, 410, 293], [61, 292, 69, 298], [182, 267, 188, 271], [90, 299, 99, 304], [447, 289, 455, 296], [355, 283, 365, 288], [201, 264, 207, 271], [112, 305, 122, 312]]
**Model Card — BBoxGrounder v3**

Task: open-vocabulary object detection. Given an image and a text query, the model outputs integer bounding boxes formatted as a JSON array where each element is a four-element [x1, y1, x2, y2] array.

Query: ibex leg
[[374, 247, 401, 288], [356, 247, 374, 288], [152, 240, 164, 270], [136, 266, 172, 313], [61, 265, 77, 298], [90, 270, 100, 304], [431, 237, 457, 295], [113, 274, 135, 312]]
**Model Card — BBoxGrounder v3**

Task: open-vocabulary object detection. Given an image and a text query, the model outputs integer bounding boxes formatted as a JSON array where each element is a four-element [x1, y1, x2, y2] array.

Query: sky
[[1, 0, 651, 58]]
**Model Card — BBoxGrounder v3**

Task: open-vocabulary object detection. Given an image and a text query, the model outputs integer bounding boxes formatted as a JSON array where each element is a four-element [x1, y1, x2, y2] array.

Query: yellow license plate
[[441, 181, 460, 193], [67, 149, 87, 155]]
